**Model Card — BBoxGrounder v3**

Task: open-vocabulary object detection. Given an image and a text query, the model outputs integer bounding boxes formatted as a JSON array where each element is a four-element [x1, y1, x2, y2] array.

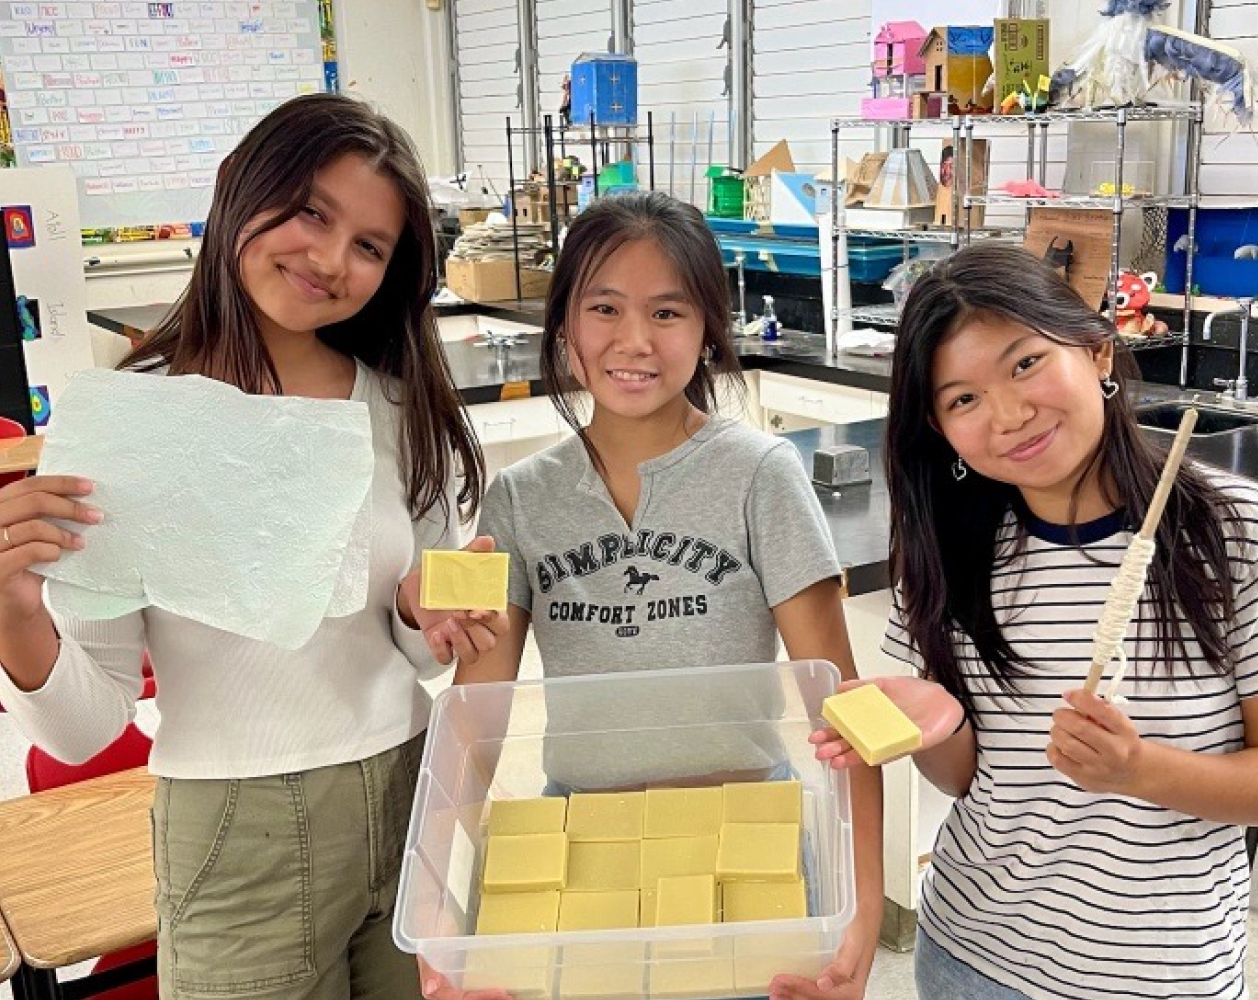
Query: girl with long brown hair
[[0, 93, 504, 999]]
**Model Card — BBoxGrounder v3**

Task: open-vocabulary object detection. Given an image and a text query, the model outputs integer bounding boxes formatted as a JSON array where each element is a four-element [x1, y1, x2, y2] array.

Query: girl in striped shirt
[[815, 244, 1257, 1000]]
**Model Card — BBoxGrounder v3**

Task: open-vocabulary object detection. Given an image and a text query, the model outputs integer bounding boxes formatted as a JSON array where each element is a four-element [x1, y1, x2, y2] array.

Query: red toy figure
[[1114, 270, 1169, 338]]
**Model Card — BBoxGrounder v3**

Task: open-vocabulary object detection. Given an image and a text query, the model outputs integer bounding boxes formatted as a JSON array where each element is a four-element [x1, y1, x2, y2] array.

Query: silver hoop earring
[[952, 457, 967, 482], [1100, 374, 1119, 399]]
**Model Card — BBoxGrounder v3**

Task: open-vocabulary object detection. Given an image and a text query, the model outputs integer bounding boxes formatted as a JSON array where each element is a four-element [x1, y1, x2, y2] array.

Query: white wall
[[334, 0, 458, 177]]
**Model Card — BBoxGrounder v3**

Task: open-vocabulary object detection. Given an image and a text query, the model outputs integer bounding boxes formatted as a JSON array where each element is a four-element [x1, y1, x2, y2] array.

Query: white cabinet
[[759, 371, 887, 432], [470, 395, 567, 481]]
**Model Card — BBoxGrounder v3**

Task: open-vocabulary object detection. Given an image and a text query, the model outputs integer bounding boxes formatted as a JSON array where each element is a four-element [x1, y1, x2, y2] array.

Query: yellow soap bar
[[475, 891, 561, 934], [420, 549, 509, 611], [566, 791, 645, 841], [488, 797, 567, 836], [465, 945, 556, 999], [643, 786, 724, 838], [722, 879, 807, 922], [821, 684, 922, 766], [722, 780, 802, 825], [482, 832, 568, 893], [647, 957, 735, 999], [559, 943, 646, 1000], [716, 823, 799, 883], [558, 889, 640, 931], [640, 835, 719, 886], [567, 840, 641, 892], [654, 873, 717, 926]]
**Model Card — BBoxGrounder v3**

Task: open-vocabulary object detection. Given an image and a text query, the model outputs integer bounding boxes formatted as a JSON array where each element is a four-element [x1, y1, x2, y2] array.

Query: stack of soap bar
[[420, 549, 510, 611], [722, 780, 802, 825], [722, 880, 807, 922], [566, 791, 645, 841], [558, 889, 640, 931], [821, 684, 922, 766], [567, 840, 640, 892], [653, 874, 717, 926], [643, 787, 724, 838], [476, 890, 562, 935], [716, 823, 800, 883], [488, 797, 567, 836], [482, 832, 569, 893], [640, 835, 720, 886]]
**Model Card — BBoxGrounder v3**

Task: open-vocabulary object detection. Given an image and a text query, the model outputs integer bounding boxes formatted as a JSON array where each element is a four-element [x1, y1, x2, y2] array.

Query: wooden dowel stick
[[1083, 407, 1198, 694]]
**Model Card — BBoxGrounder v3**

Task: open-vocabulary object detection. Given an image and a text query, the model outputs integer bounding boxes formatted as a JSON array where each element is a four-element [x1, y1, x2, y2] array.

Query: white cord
[[1091, 535, 1156, 700]]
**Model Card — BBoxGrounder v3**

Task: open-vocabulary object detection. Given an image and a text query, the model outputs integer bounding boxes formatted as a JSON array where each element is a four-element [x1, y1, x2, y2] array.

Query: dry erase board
[[0, 1, 336, 233]]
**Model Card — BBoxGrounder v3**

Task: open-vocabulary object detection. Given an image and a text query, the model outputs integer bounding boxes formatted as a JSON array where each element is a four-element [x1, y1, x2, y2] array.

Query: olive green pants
[[152, 735, 425, 999]]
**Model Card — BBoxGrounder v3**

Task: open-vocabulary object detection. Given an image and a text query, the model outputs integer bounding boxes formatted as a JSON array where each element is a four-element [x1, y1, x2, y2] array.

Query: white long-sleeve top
[[0, 362, 462, 779]]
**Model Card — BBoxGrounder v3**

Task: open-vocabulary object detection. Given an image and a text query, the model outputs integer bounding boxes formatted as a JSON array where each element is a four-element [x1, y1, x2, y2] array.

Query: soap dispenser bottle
[[761, 295, 780, 342]]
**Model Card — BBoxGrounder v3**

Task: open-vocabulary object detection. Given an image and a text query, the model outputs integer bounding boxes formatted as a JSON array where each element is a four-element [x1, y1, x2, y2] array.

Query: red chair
[[0, 414, 27, 490], [13, 655, 159, 1000]]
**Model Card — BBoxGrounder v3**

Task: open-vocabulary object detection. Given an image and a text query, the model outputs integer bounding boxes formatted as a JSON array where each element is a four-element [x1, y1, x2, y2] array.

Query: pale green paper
[[37, 369, 375, 650]]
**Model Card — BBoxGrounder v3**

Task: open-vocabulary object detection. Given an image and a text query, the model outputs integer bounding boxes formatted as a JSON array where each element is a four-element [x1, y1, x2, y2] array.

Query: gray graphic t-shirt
[[478, 417, 842, 789]]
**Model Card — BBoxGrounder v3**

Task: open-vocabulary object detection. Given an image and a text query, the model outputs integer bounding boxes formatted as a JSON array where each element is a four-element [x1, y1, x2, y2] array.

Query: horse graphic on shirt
[[623, 566, 659, 595]]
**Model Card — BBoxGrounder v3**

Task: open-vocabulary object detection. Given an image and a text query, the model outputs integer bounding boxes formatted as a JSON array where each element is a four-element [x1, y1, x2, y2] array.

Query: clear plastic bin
[[394, 660, 855, 1000]]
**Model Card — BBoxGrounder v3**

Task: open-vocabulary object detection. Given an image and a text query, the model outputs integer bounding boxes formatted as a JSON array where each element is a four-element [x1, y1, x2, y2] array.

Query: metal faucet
[[730, 250, 748, 333], [1204, 298, 1254, 403]]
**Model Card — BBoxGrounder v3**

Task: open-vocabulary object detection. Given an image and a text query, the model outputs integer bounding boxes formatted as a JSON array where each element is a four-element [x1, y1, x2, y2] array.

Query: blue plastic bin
[[1165, 207, 1258, 297]]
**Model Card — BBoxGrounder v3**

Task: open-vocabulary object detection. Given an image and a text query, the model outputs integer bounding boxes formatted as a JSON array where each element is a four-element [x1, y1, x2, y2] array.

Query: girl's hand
[[1047, 688, 1145, 796], [809, 676, 964, 770], [0, 475, 100, 625], [418, 957, 511, 1000], [398, 535, 510, 666], [770, 912, 876, 1000]]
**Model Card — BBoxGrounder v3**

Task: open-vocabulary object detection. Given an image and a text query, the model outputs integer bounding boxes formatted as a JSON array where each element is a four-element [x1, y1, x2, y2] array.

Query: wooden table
[[0, 768, 156, 999], [0, 437, 41, 476], [0, 914, 17, 987]]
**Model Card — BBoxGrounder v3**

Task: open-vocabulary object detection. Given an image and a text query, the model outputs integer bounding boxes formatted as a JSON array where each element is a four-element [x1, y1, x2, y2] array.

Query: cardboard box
[[1023, 208, 1113, 310], [445, 257, 552, 303], [459, 208, 493, 227], [994, 19, 1050, 109]]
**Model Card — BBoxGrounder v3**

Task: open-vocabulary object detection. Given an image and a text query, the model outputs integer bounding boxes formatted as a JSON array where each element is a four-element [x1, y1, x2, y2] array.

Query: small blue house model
[[570, 52, 638, 126]]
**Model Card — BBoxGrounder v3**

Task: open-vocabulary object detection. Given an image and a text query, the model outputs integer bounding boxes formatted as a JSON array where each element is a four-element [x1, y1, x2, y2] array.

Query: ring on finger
[[1, 525, 9, 548]]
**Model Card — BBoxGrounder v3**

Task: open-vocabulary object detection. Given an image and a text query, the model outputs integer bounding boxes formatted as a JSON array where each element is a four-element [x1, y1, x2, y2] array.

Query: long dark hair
[[540, 191, 742, 468], [122, 93, 483, 523], [887, 243, 1235, 717]]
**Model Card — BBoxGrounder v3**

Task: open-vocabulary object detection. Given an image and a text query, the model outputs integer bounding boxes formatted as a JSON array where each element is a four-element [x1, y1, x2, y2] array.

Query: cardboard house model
[[921, 26, 995, 113], [862, 20, 928, 119], [872, 21, 927, 79]]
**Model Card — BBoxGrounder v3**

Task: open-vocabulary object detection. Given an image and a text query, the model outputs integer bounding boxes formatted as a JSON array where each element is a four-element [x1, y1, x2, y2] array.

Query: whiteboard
[[0, 1, 331, 232]]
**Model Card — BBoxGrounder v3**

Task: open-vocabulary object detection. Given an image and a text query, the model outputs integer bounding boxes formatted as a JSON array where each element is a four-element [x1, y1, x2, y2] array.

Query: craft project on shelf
[[920, 25, 995, 113], [1145, 26, 1254, 126], [860, 149, 938, 229], [861, 20, 929, 119], [1049, 0, 1160, 110]]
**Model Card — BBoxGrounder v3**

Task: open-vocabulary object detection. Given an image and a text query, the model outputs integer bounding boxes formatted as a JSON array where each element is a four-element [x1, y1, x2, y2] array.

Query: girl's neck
[[1019, 464, 1118, 526], [585, 400, 708, 469], [259, 325, 356, 399]]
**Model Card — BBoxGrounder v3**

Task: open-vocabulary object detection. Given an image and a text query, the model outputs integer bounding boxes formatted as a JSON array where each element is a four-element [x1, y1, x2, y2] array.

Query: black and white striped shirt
[[884, 477, 1258, 1000]]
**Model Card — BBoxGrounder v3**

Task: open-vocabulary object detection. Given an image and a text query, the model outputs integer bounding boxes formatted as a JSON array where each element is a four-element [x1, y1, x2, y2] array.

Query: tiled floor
[[0, 659, 1253, 1000]]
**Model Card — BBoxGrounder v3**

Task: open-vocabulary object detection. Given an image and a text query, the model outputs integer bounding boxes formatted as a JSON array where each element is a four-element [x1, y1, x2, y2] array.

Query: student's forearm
[[913, 720, 977, 798], [0, 607, 59, 692], [1132, 743, 1258, 825], [848, 760, 885, 932]]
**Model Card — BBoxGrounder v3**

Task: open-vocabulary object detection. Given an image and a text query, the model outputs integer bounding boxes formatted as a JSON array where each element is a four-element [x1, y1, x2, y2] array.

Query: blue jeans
[[915, 928, 1033, 1000]]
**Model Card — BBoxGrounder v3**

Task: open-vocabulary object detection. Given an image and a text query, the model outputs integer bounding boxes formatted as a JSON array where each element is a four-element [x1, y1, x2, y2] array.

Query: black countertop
[[88, 303, 895, 405]]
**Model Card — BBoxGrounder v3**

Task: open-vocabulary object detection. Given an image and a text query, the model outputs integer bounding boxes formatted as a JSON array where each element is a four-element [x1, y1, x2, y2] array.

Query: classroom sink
[[1134, 401, 1258, 436]]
